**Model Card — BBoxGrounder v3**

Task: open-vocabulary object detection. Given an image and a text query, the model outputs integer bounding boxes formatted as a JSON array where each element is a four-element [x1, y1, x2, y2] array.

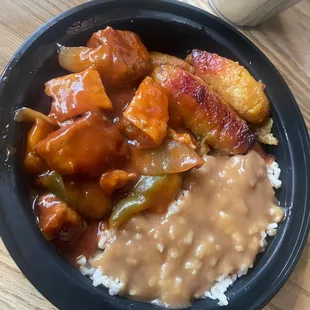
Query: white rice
[[98, 228, 115, 250], [79, 160, 282, 307], [267, 161, 282, 189], [78, 258, 123, 296], [204, 274, 238, 306]]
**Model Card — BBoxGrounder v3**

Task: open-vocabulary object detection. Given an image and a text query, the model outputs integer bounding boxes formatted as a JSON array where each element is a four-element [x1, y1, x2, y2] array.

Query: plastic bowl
[[0, 1, 309, 309]]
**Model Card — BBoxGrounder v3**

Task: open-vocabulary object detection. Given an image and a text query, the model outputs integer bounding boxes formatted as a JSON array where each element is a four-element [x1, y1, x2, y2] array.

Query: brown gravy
[[92, 151, 284, 307]]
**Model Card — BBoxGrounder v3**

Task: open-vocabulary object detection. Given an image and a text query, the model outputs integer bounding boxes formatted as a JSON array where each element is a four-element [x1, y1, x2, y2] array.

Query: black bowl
[[0, 0, 309, 309]]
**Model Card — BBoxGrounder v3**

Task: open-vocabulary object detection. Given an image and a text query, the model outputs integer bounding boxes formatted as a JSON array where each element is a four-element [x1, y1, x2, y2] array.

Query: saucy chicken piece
[[46, 66, 112, 123], [38, 172, 112, 219], [24, 118, 54, 173], [109, 174, 182, 228], [120, 77, 169, 148], [65, 181, 112, 219], [127, 137, 204, 175], [100, 170, 137, 196], [37, 193, 85, 242], [186, 50, 270, 124], [58, 27, 151, 88], [150, 51, 195, 73], [36, 112, 128, 176], [152, 65, 256, 154]]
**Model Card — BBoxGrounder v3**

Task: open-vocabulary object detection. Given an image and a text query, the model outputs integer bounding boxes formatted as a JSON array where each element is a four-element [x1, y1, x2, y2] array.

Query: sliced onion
[[58, 46, 92, 73], [14, 107, 54, 125], [127, 138, 204, 175]]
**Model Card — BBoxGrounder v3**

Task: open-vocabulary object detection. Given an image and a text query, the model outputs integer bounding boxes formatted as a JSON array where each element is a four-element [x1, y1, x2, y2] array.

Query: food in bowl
[[15, 26, 284, 308]]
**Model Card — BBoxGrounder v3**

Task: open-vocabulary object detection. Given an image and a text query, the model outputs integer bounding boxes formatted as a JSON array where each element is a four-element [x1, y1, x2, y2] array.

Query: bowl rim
[[0, 0, 309, 310]]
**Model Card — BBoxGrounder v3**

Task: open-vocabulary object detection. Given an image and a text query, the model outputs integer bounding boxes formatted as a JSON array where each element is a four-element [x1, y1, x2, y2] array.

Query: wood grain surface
[[0, 0, 309, 309]]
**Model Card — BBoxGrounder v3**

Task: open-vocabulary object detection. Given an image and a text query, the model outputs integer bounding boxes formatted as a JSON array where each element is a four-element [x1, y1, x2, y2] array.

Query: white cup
[[209, 0, 302, 28]]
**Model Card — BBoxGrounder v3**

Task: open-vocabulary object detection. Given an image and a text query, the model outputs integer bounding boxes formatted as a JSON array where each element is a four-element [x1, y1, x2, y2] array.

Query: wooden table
[[0, 0, 309, 309]]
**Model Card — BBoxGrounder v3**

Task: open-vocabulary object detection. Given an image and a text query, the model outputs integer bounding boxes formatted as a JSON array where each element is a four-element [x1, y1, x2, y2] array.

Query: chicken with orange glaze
[[64, 180, 112, 219], [120, 76, 169, 148], [152, 65, 256, 154], [36, 112, 128, 176], [37, 193, 85, 242], [46, 66, 112, 123], [100, 170, 137, 196], [186, 50, 270, 124], [58, 26, 151, 89]]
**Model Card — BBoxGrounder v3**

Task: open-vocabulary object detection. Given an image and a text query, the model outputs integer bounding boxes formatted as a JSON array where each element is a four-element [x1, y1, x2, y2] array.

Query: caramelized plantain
[[186, 50, 270, 124], [152, 65, 255, 154], [150, 51, 195, 73]]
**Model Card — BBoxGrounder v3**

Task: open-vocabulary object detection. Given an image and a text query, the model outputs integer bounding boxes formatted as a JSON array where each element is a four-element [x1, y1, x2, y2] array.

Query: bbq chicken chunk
[[100, 170, 137, 196], [46, 66, 112, 123], [37, 193, 85, 242], [120, 76, 169, 148], [58, 26, 151, 89], [36, 112, 128, 176]]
